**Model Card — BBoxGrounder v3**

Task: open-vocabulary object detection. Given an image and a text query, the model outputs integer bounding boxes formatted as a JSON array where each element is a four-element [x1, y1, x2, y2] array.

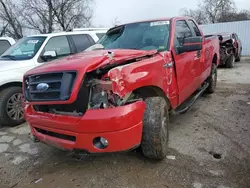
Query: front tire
[[226, 55, 235, 68], [235, 50, 242, 62], [206, 64, 217, 94], [141, 97, 169, 160], [0, 87, 25, 126]]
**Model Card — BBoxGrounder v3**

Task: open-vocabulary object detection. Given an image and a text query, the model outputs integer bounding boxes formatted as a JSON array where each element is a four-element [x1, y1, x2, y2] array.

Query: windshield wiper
[[1, 55, 16, 60]]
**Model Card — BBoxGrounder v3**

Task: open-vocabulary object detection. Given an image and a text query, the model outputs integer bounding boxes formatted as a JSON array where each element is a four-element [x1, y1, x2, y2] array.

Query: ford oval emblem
[[36, 83, 49, 91]]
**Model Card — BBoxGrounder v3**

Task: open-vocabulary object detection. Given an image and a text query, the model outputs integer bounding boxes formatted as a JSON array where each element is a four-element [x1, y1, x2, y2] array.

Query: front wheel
[[226, 55, 235, 68], [235, 50, 242, 62], [0, 87, 25, 126], [206, 64, 217, 94], [141, 97, 169, 160]]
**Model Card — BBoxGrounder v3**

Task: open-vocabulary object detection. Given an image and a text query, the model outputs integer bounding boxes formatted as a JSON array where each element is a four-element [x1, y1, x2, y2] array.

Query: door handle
[[163, 62, 173, 68]]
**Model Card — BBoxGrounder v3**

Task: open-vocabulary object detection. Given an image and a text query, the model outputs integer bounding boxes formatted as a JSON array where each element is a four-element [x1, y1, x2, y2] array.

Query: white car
[[72, 28, 109, 39], [0, 29, 108, 126], [0, 37, 15, 55]]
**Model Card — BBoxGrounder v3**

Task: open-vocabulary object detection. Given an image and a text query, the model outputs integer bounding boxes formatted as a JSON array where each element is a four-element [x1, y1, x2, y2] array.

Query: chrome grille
[[24, 72, 77, 102]]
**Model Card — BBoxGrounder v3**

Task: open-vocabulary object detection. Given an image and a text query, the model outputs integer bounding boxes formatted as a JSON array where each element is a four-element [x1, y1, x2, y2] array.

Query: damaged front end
[[32, 73, 138, 117], [218, 35, 237, 65], [31, 52, 155, 117], [86, 70, 139, 111]]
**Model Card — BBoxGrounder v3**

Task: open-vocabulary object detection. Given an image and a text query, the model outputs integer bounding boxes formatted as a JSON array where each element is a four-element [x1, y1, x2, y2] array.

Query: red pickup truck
[[23, 17, 220, 160]]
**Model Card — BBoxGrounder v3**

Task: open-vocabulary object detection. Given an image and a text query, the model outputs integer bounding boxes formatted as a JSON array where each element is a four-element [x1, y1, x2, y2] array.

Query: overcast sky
[[92, 0, 250, 27]]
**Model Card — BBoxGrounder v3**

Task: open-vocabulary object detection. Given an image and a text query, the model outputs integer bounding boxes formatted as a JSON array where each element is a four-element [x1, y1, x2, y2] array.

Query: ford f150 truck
[[23, 17, 220, 160]]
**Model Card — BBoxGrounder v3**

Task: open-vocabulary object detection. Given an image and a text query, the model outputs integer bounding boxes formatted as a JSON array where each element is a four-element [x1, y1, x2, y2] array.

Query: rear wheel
[[226, 55, 235, 68], [206, 64, 217, 94], [141, 97, 169, 160], [0, 87, 25, 126]]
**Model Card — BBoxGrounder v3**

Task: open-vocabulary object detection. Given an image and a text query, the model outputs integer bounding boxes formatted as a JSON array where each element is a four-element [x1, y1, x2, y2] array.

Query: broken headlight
[[88, 79, 119, 109]]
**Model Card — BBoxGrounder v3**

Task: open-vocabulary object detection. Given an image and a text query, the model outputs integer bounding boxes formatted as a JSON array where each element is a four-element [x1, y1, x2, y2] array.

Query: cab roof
[[108, 16, 193, 32]]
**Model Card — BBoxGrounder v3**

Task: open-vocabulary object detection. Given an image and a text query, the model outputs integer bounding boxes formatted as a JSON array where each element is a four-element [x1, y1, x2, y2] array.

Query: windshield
[[98, 21, 170, 51], [1, 36, 46, 60]]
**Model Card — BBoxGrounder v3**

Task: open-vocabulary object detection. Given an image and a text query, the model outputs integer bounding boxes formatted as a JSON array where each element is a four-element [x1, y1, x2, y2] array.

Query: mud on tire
[[206, 64, 217, 94], [141, 97, 169, 160]]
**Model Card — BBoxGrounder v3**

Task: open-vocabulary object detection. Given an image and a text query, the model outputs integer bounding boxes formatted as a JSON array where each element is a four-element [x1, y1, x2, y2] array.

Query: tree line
[[180, 0, 250, 24], [0, 0, 94, 39]]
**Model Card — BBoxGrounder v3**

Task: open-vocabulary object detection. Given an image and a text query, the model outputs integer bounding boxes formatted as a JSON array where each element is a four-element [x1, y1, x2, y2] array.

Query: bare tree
[[21, 0, 54, 33], [112, 17, 121, 26], [180, 0, 249, 24], [52, 0, 93, 31], [180, 8, 207, 24], [201, 0, 236, 23], [0, 0, 23, 39], [0, 23, 8, 36], [218, 9, 250, 22]]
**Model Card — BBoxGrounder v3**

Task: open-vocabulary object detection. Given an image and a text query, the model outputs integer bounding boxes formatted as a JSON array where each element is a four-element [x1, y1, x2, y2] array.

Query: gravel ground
[[0, 60, 250, 188]]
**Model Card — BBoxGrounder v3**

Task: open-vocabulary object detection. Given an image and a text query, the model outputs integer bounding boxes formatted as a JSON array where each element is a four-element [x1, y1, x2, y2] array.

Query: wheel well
[[133, 86, 171, 109], [0, 82, 22, 92], [212, 54, 218, 65]]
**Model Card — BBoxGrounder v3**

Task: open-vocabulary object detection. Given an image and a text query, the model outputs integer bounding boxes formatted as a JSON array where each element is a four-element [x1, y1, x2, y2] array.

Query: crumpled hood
[[25, 49, 157, 76]]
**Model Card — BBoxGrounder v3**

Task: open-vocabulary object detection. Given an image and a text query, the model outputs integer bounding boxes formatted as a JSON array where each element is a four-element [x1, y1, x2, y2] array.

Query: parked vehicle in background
[[72, 28, 109, 39], [0, 37, 15, 56], [0, 29, 107, 126], [206, 33, 242, 68], [24, 17, 220, 160]]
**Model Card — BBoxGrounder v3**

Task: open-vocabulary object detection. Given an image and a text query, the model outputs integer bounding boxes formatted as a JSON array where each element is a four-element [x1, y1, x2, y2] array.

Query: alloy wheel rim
[[6, 93, 24, 121]]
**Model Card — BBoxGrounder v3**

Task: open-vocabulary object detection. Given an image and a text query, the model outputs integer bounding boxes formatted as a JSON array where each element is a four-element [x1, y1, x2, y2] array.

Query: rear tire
[[226, 55, 235, 68], [0, 87, 25, 126], [141, 97, 169, 160], [206, 64, 217, 94]]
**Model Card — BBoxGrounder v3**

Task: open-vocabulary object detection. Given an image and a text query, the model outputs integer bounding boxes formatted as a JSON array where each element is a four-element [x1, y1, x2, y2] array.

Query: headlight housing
[[88, 79, 120, 109]]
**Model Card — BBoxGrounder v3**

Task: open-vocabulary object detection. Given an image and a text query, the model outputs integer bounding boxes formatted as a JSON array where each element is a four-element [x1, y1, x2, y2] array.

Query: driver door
[[172, 20, 201, 104]]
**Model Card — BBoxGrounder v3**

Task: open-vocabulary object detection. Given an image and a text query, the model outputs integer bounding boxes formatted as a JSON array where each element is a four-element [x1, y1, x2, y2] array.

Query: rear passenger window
[[175, 20, 192, 46], [0, 40, 11, 55], [188, 20, 201, 36], [71, 34, 95, 52]]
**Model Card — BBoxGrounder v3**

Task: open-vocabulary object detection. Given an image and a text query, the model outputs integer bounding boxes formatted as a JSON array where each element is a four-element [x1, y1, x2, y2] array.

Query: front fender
[[0, 73, 23, 87], [108, 54, 168, 97]]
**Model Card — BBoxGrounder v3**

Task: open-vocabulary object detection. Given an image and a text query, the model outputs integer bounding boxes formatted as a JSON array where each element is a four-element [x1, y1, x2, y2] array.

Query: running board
[[173, 82, 209, 115]]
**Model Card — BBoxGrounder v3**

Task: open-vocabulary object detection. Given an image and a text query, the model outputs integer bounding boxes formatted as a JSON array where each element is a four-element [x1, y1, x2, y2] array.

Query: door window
[[188, 20, 201, 36], [44, 36, 70, 56], [0, 40, 11, 55], [71, 34, 95, 52], [175, 20, 193, 46]]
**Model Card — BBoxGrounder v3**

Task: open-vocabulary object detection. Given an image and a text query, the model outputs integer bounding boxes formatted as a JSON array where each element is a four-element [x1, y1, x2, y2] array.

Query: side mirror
[[41, 50, 57, 61], [177, 36, 202, 54]]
